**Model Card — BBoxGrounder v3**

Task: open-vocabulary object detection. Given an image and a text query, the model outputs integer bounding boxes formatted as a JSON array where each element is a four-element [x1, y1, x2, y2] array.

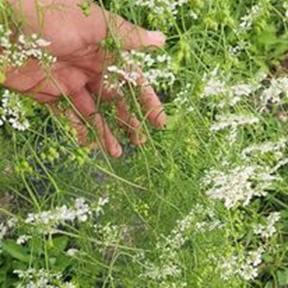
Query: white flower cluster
[[203, 164, 278, 209], [203, 133, 288, 209], [220, 247, 264, 281], [253, 212, 281, 239], [173, 83, 194, 112], [0, 217, 17, 247], [94, 222, 120, 247], [228, 40, 251, 58], [238, 4, 263, 33], [260, 76, 288, 107], [140, 204, 222, 286], [194, 216, 223, 233], [202, 69, 288, 147], [202, 68, 288, 110], [241, 138, 287, 160], [25, 198, 91, 234], [201, 70, 227, 98], [201, 68, 267, 108], [24, 197, 108, 234], [14, 268, 76, 288], [104, 51, 175, 90], [166, 204, 222, 248], [0, 89, 30, 131], [134, 0, 189, 18], [201, 70, 258, 108], [0, 25, 56, 68], [210, 114, 259, 132]]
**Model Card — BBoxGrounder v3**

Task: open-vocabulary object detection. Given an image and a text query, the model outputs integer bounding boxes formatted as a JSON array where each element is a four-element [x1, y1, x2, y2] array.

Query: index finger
[[140, 84, 167, 128], [104, 10, 166, 50]]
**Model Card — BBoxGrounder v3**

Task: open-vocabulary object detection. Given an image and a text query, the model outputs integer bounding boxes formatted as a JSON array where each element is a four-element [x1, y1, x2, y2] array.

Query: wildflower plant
[[2, 0, 288, 288], [0, 89, 30, 131], [104, 50, 175, 90]]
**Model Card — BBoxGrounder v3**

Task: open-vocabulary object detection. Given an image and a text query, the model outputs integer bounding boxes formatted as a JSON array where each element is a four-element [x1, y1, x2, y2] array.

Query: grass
[[1, 0, 288, 287]]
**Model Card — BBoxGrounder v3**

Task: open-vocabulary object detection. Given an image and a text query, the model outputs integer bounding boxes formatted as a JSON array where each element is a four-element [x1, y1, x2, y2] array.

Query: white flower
[[241, 138, 287, 160], [66, 248, 79, 257], [210, 114, 259, 132], [260, 76, 288, 106], [190, 10, 198, 20], [0, 117, 5, 126], [24, 198, 92, 234], [98, 196, 109, 207], [220, 255, 238, 280], [231, 83, 253, 97], [238, 4, 263, 33], [74, 198, 91, 222], [7, 217, 18, 228], [105, 51, 175, 90], [219, 247, 264, 281], [238, 263, 259, 280], [1, 90, 30, 131], [135, 0, 188, 19], [62, 283, 77, 288], [35, 38, 51, 47], [18, 35, 26, 45], [95, 196, 109, 216], [140, 204, 221, 284], [156, 54, 168, 63], [202, 77, 227, 98], [0, 223, 8, 240], [14, 268, 74, 287], [272, 158, 288, 173], [283, 2, 288, 19], [253, 212, 281, 238], [0, 28, 55, 69], [16, 235, 32, 245], [203, 164, 276, 208], [246, 247, 264, 267]]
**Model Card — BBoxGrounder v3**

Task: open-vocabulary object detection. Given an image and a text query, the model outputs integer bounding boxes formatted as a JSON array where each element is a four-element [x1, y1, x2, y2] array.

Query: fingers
[[47, 103, 89, 145], [88, 84, 147, 145], [69, 87, 96, 118], [134, 69, 167, 128], [64, 109, 90, 145], [115, 99, 147, 145], [140, 85, 167, 128], [92, 113, 123, 157], [105, 11, 166, 50], [70, 87, 122, 157], [88, 75, 167, 130]]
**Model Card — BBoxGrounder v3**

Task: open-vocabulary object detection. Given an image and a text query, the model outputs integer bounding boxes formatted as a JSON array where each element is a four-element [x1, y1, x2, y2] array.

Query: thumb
[[106, 12, 166, 50]]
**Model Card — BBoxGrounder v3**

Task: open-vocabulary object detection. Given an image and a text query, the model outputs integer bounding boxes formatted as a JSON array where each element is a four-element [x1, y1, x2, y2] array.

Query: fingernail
[[132, 133, 147, 145], [147, 31, 166, 47], [111, 143, 122, 158], [156, 112, 167, 128]]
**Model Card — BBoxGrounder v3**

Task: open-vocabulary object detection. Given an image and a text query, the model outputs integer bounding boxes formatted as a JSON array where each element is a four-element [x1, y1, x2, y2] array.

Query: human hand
[[4, 0, 167, 157]]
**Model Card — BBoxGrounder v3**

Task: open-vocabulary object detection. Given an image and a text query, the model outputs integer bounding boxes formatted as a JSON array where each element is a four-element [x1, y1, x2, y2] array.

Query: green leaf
[[277, 270, 288, 286], [256, 28, 278, 46], [264, 281, 274, 288], [49, 236, 69, 256], [52, 254, 71, 271], [263, 253, 274, 264], [2, 240, 31, 263], [11, 260, 27, 271]]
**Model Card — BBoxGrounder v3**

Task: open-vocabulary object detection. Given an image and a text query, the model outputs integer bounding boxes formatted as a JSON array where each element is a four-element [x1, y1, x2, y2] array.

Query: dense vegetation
[[1, 0, 288, 287]]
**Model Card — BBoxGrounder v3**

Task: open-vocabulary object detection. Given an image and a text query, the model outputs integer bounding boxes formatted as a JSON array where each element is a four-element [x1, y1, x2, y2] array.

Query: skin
[[3, 0, 167, 157]]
